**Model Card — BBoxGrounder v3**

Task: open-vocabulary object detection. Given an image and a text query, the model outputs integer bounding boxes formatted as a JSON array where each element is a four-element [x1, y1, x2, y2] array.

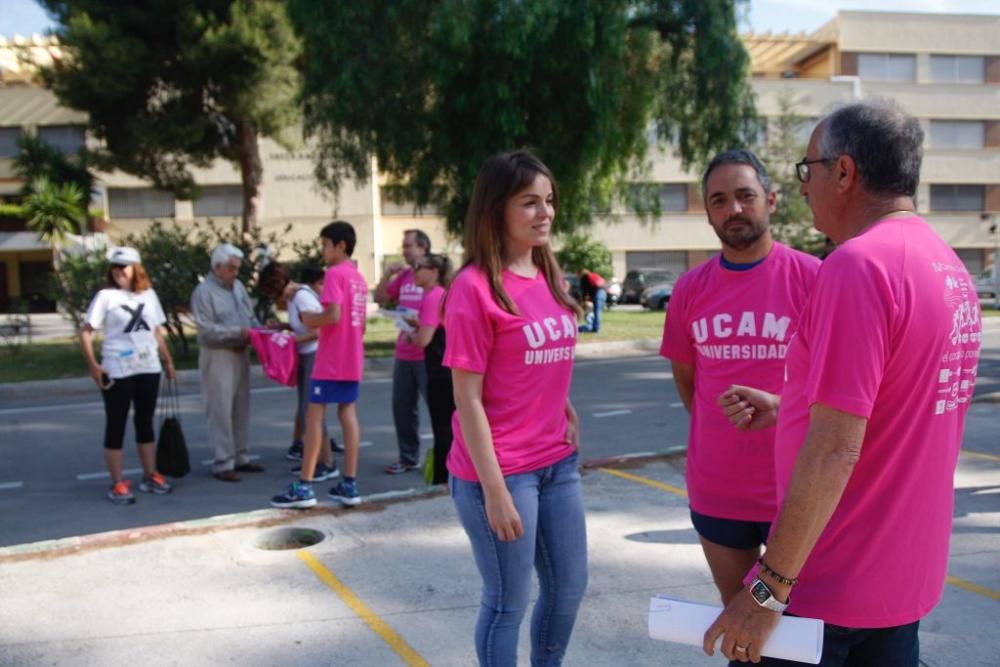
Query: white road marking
[[0, 482, 24, 491], [669, 402, 684, 408], [76, 467, 142, 481], [592, 409, 633, 418], [199, 454, 263, 466], [420, 433, 433, 440]]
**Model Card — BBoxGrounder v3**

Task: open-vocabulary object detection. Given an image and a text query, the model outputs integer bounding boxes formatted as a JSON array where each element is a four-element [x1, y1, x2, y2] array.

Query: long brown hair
[[106, 263, 152, 293], [453, 150, 580, 317]]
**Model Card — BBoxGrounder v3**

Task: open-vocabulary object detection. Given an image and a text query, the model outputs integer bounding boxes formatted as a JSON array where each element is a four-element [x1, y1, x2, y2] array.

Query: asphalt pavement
[[0, 318, 998, 666]]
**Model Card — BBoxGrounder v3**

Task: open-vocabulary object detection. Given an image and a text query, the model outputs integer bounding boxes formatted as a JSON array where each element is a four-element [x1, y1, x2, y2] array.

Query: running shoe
[[286, 441, 304, 461], [384, 460, 419, 475], [270, 481, 317, 509], [290, 461, 340, 482], [328, 479, 361, 507], [107, 480, 135, 505], [139, 472, 173, 495]]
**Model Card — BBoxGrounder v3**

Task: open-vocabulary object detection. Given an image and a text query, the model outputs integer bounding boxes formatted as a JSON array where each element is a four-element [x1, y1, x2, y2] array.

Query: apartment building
[[1, 10, 997, 311]]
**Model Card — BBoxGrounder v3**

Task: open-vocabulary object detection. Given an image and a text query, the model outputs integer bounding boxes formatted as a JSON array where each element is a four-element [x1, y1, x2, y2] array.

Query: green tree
[[287, 0, 757, 235], [48, 247, 107, 333], [39, 0, 302, 233], [13, 134, 96, 197], [754, 90, 826, 256], [24, 177, 86, 244], [556, 234, 614, 280]]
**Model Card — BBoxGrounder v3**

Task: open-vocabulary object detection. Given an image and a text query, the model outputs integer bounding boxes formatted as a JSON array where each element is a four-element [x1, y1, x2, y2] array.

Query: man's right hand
[[718, 384, 781, 430], [385, 261, 405, 275]]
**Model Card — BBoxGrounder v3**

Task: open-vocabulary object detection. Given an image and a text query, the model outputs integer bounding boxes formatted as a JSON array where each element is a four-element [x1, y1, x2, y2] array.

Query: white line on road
[[76, 467, 143, 481], [199, 454, 264, 466], [669, 402, 684, 408], [0, 482, 24, 491], [593, 409, 633, 418]]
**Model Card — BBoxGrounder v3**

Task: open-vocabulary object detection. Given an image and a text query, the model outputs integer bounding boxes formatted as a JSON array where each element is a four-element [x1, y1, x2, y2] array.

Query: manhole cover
[[254, 527, 327, 551]]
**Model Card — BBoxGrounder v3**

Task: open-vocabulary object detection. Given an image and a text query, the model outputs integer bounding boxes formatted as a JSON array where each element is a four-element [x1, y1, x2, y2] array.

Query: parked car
[[621, 268, 675, 304], [976, 265, 997, 298], [605, 279, 621, 306], [640, 282, 673, 310]]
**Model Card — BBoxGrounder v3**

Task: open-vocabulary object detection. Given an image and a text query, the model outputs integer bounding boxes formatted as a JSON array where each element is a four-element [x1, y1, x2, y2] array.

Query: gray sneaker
[[290, 461, 340, 482]]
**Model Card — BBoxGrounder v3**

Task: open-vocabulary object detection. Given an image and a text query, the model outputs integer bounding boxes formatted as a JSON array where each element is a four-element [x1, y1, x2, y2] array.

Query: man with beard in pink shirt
[[662, 149, 820, 608], [706, 101, 982, 665]]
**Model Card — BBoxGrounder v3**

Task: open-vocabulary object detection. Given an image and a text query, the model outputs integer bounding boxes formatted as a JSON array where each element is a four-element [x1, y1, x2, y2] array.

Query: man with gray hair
[[191, 243, 265, 482], [705, 100, 982, 665]]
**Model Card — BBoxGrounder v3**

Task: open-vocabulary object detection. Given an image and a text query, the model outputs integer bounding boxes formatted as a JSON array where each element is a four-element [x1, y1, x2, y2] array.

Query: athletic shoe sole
[[107, 493, 135, 505], [139, 482, 172, 495], [328, 488, 361, 507], [270, 497, 318, 509]]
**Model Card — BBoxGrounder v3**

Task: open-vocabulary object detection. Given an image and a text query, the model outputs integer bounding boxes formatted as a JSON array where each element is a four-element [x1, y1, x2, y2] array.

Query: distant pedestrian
[[80, 246, 176, 504], [271, 221, 368, 509], [403, 253, 454, 485], [374, 228, 431, 474], [445, 150, 587, 666], [577, 268, 607, 333], [190, 243, 265, 482], [256, 262, 340, 479]]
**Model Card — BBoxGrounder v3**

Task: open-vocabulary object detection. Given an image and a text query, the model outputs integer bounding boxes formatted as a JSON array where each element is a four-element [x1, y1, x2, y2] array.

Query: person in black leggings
[[404, 253, 454, 485], [80, 246, 177, 505]]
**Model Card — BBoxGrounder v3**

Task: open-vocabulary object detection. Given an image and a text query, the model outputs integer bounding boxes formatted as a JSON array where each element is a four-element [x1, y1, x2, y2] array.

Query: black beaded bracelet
[[758, 558, 798, 587]]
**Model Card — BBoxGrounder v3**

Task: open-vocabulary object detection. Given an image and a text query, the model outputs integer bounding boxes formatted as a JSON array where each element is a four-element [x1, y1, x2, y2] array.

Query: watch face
[[751, 580, 771, 605]]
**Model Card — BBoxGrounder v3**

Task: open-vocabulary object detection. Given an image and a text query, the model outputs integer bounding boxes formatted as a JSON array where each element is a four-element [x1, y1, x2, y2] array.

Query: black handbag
[[156, 376, 191, 478]]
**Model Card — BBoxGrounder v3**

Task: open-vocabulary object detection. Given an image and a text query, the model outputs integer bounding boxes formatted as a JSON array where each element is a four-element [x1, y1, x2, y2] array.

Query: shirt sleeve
[[443, 274, 493, 374], [321, 269, 343, 307], [419, 288, 442, 328], [803, 253, 895, 419], [295, 289, 322, 314], [148, 290, 167, 327], [84, 290, 109, 330], [385, 271, 404, 300], [660, 277, 694, 363]]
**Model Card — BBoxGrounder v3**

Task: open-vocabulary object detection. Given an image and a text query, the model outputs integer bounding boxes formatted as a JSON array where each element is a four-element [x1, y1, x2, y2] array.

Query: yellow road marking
[[597, 467, 688, 498], [946, 575, 1000, 601], [298, 550, 431, 667], [961, 449, 1000, 463], [599, 466, 1000, 602]]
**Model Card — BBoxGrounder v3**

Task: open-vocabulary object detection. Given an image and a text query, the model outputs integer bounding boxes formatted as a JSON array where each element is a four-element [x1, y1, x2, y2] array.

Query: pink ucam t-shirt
[[387, 268, 425, 361], [661, 243, 820, 522], [444, 267, 577, 481], [312, 261, 368, 382], [418, 284, 444, 330], [774, 216, 981, 628]]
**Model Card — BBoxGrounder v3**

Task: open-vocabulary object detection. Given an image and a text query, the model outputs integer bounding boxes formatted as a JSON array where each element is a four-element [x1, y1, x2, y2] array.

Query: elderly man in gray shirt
[[190, 243, 264, 481]]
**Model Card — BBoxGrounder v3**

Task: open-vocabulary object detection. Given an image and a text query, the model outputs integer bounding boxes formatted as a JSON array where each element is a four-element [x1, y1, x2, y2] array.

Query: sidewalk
[[1, 454, 997, 666]]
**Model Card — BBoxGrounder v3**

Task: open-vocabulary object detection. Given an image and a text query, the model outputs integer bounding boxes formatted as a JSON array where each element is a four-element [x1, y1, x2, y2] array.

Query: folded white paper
[[648, 596, 824, 664]]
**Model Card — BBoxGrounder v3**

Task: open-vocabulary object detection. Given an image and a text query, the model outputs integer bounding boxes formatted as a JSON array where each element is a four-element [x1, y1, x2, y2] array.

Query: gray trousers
[[392, 358, 428, 465], [199, 347, 251, 473]]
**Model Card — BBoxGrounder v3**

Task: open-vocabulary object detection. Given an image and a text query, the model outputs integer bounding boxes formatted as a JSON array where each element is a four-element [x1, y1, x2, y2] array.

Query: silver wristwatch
[[749, 577, 789, 613]]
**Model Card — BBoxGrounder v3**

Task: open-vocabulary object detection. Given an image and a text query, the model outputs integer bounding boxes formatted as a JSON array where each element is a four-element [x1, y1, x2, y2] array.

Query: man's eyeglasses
[[795, 157, 836, 183]]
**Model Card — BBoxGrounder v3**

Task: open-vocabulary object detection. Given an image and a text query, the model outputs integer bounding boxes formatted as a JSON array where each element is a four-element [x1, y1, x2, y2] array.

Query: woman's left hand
[[164, 359, 177, 381], [565, 403, 580, 447]]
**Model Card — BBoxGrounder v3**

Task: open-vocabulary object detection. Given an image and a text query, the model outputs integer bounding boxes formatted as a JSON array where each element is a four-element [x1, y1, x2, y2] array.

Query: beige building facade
[[1, 10, 998, 311]]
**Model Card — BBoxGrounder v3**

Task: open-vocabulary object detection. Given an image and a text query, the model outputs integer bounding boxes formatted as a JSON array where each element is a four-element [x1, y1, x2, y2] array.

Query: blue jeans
[[579, 288, 606, 333], [451, 452, 588, 667], [741, 619, 919, 667]]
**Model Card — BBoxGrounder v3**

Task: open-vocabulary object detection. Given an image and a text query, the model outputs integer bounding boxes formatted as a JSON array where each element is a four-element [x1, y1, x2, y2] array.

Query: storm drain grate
[[254, 527, 326, 551]]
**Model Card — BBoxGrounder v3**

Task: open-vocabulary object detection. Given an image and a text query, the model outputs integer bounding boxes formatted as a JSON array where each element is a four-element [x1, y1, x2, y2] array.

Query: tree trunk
[[236, 120, 264, 234]]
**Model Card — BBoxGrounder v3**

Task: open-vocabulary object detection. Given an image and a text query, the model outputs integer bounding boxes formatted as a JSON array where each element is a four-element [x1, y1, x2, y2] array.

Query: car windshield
[[645, 271, 674, 284]]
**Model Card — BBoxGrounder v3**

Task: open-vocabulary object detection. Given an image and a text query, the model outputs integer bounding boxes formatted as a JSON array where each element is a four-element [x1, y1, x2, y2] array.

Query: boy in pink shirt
[[661, 149, 820, 606], [271, 221, 368, 509], [707, 102, 982, 665]]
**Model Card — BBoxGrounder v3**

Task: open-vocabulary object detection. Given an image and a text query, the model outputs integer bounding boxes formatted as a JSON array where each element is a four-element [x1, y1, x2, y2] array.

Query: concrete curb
[[0, 448, 687, 563]]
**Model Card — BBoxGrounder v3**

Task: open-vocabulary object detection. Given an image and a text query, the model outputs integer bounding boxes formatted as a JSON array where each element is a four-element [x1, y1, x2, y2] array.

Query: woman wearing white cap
[[80, 246, 177, 505]]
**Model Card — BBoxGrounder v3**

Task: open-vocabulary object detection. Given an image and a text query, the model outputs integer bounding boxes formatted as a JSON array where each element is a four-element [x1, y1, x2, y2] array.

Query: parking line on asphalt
[[298, 550, 431, 667], [597, 468, 687, 498], [0, 481, 24, 491], [76, 467, 143, 481], [961, 449, 1000, 463], [669, 402, 684, 408], [946, 575, 1000, 601], [593, 409, 633, 418]]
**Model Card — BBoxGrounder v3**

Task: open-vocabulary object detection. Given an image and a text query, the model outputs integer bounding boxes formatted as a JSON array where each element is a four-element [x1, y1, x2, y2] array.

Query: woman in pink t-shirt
[[444, 150, 586, 666]]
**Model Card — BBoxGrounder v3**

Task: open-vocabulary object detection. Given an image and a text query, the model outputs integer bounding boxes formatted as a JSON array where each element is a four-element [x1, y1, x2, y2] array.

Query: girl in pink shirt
[[444, 150, 586, 666]]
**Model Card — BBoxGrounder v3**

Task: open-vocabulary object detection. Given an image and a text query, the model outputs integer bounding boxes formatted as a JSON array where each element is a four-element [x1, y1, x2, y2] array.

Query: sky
[[1, 0, 998, 38]]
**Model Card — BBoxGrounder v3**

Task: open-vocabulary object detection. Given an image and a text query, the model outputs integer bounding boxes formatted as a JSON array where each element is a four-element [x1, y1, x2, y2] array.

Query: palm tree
[[24, 177, 86, 245]]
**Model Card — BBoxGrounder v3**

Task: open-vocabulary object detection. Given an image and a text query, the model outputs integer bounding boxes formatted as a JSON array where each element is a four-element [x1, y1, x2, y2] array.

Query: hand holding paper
[[648, 596, 823, 664]]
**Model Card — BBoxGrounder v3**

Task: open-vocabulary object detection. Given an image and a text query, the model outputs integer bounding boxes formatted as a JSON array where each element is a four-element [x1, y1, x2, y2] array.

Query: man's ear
[[835, 154, 858, 193]]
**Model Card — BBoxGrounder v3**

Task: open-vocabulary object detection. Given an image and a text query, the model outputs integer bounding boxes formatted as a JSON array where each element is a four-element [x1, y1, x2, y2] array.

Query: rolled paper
[[648, 596, 824, 664]]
